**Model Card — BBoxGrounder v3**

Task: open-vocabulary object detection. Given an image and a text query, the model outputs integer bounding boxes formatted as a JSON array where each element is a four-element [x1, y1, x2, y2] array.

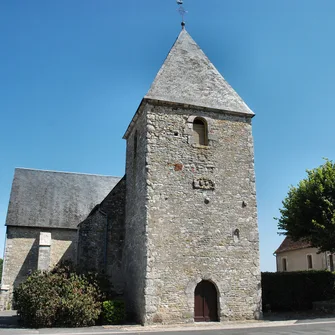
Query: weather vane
[[177, 0, 187, 28]]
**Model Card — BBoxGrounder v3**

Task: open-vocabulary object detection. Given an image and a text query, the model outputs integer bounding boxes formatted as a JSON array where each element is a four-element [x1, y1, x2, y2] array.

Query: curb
[[103, 320, 298, 332]]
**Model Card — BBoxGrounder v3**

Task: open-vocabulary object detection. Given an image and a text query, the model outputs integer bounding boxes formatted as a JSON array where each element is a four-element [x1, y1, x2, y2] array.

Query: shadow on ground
[[0, 311, 20, 328], [263, 310, 335, 321]]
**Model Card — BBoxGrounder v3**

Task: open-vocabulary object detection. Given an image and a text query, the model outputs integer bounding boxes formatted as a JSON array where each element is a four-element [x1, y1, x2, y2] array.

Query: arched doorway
[[194, 280, 218, 322]]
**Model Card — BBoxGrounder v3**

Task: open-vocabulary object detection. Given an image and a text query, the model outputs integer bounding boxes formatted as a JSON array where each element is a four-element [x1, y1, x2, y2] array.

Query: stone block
[[39, 232, 51, 246]]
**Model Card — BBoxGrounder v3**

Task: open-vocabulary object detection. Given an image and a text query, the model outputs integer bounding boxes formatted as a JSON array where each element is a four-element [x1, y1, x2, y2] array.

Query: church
[[1, 26, 261, 324]]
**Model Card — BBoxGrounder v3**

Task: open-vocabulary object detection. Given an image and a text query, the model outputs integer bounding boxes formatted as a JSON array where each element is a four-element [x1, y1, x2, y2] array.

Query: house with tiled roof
[[274, 237, 334, 272]]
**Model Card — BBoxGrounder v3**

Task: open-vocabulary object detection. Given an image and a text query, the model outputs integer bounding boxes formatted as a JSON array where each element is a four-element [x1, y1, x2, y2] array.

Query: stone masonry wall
[[104, 177, 126, 294], [77, 177, 126, 295], [0, 226, 77, 310], [143, 102, 261, 324], [122, 108, 149, 324], [77, 210, 107, 274]]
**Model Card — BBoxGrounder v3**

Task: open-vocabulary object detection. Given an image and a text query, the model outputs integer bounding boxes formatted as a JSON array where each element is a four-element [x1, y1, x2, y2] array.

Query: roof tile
[[275, 236, 312, 254]]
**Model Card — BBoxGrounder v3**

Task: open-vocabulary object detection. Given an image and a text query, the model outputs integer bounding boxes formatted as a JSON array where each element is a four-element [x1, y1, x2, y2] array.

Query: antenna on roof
[[176, 0, 187, 29]]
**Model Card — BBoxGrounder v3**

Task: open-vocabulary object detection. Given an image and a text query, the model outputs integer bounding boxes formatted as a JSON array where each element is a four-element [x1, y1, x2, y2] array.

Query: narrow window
[[307, 255, 313, 269], [282, 258, 287, 272], [133, 130, 138, 159], [233, 229, 240, 243], [329, 254, 334, 272], [193, 118, 208, 146]]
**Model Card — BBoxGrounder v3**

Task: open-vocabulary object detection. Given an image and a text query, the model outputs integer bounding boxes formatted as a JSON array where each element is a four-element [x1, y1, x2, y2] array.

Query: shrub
[[83, 271, 112, 301], [262, 271, 335, 311], [101, 300, 126, 325], [13, 271, 59, 327], [55, 273, 102, 327], [14, 270, 102, 328]]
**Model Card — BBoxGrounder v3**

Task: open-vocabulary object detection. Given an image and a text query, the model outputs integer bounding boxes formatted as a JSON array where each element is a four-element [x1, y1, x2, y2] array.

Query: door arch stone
[[194, 280, 218, 322]]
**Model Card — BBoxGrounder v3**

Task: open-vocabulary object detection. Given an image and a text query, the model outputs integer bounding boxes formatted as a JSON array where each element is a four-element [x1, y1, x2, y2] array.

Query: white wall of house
[[276, 248, 331, 272]]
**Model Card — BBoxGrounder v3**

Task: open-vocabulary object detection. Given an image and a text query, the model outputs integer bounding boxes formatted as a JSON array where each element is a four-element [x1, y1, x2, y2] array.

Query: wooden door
[[194, 281, 218, 322]]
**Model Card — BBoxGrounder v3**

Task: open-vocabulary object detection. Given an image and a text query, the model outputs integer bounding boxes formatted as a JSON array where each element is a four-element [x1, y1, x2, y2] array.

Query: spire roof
[[145, 29, 253, 116]]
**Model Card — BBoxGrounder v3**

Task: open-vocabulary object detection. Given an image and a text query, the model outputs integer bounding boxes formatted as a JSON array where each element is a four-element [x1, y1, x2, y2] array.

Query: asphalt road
[[1, 319, 335, 335], [187, 322, 335, 335]]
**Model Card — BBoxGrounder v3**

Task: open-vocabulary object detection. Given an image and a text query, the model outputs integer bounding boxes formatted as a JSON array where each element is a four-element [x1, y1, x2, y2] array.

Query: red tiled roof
[[275, 237, 312, 254]]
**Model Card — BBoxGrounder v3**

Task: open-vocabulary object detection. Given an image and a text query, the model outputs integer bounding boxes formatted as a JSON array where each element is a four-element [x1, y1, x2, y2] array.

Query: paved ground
[[1, 311, 335, 335], [1, 321, 335, 335]]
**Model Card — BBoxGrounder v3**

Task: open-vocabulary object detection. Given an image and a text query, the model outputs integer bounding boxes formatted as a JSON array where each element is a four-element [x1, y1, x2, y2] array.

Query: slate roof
[[5, 168, 121, 230], [145, 29, 254, 116], [275, 237, 312, 254]]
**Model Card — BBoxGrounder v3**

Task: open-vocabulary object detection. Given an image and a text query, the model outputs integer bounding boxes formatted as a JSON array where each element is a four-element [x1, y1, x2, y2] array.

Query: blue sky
[[1, 0, 335, 271]]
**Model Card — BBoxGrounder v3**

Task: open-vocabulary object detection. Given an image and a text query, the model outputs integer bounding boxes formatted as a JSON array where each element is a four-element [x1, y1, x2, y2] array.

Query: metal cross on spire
[[176, 0, 187, 29]]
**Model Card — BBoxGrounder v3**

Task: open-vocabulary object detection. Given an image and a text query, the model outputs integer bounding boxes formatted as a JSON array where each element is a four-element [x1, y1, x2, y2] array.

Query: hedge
[[262, 271, 335, 311]]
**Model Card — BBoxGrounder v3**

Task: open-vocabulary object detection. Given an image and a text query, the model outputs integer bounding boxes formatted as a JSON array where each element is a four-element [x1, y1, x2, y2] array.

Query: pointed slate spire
[[145, 29, 253, 115]]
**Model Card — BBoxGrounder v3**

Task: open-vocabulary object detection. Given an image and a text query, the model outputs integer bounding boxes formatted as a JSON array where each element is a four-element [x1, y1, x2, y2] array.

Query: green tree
[[277, 159, 335, 253]]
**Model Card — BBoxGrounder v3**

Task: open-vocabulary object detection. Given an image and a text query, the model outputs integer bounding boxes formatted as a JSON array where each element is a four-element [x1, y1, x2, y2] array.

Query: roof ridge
[[15, 167, 121, 178], [275, 236, 313, 254]]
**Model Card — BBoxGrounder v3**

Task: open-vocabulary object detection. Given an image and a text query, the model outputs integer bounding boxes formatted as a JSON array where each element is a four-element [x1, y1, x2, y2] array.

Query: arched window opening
[[193, 118, 208, 146], [194, 280, 218, 322], [233, 229, 240, 242]]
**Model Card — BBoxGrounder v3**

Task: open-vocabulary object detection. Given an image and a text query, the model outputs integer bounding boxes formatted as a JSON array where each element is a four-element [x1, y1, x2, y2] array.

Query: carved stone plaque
[[193, 178, 215, 190]]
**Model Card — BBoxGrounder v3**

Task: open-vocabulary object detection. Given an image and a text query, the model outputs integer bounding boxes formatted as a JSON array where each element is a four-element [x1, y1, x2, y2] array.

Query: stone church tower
[[1, 27, 261, 320], [122, 28, 261, 324]]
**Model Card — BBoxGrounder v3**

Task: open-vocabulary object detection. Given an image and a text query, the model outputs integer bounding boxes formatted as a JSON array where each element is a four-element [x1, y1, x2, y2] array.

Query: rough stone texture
[[77, 210, 107, 274], [144, 103, 261, 324], [122, 28, 261, 325], [124, 100, 261, 324], [77, 177, 126, 294], [104, 177, 126, 294], [6, 168, 120, 229], [145, 29, 253, 116], [0, 226, 77, 309], [122, 109, 149, 324]]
